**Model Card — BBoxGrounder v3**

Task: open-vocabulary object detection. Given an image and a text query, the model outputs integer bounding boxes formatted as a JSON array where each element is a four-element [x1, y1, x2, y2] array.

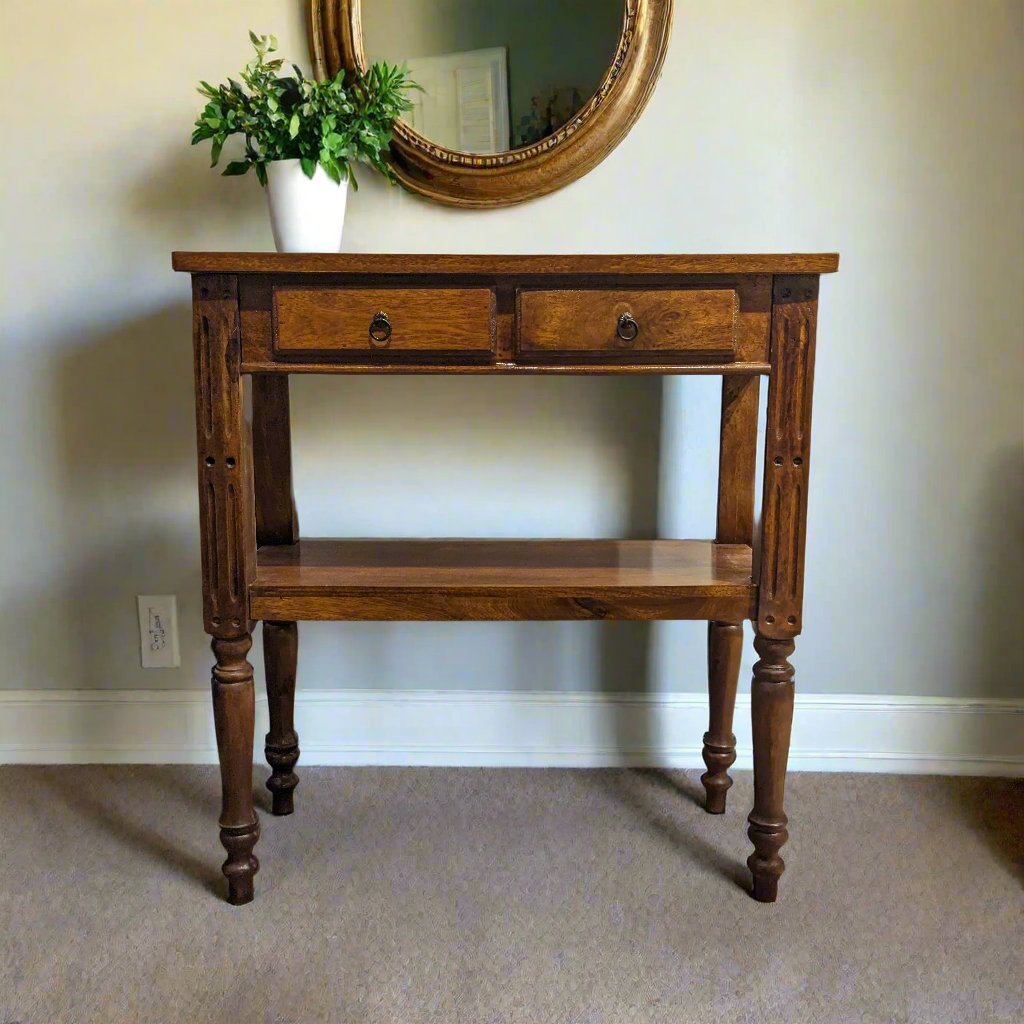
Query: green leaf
[[320, 154, 341, 184], [193, 38, 420, 187], [222, 161, 250, 176]]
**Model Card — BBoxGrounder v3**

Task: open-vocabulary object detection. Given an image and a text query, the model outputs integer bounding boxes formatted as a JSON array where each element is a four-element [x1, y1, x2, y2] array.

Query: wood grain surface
[[232, 266, 775, 372], [179, 250, 835, 905], [702, 621, 744, 813], [273, 286, 496, 356], [191, 274, 255, 637], [517, 288, 736, 360], [240, 360, 771, 376], [716, 375, 760, 544], [250, 539, 756, 621], [251, 374, 298, 547], [174, 252, 840, 276], [747, 635, 797, 902], [757, 275, 819, 639]]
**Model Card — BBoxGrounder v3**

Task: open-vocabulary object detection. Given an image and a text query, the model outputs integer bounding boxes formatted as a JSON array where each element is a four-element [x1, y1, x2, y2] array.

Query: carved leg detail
[[701, 621, 743, 813], [747, 635, 795, 902], [212, 634, 260, 905], [263, 620, 300, 816]]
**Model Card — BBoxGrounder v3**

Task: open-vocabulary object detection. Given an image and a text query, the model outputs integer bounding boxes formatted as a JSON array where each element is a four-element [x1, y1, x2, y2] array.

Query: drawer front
[[517, 288, 737, 361], [273, 286, 495, 358]]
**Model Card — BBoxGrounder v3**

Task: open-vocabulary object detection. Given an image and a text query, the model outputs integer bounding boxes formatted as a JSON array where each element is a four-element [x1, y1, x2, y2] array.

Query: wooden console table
[[172, 252, 839, 905]]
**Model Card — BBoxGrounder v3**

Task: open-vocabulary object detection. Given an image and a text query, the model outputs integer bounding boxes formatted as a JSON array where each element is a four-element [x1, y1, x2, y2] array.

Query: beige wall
[[1, 0, 1022, 699]]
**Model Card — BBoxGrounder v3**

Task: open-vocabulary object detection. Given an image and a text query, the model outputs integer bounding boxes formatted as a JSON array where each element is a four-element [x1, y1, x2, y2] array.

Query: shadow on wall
[[0, 306, 206, 693], [287, 372, 665, 695], [962, 445, 1024, 698], [9, 298, 668, 696]]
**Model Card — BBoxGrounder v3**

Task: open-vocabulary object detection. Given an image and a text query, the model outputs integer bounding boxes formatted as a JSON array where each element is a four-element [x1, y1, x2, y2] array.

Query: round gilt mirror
[[309, 0, 673, 207]]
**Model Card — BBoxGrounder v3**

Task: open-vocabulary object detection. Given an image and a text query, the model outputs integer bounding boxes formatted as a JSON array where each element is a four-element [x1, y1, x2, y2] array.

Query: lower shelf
[[250, 539, 756, 622]]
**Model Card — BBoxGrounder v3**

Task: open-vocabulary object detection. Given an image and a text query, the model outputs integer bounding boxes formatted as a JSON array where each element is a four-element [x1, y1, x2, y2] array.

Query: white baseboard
[[1, 689, 1021, 775]]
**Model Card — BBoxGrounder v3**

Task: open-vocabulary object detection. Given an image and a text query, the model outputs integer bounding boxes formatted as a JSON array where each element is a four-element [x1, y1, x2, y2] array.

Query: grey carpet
[[0, 766, 1021, 1024]]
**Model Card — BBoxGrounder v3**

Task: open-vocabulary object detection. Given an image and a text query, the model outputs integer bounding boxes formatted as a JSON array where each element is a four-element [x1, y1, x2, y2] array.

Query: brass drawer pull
[[616, 311, 639, 342], [369, 311, 392, 346]]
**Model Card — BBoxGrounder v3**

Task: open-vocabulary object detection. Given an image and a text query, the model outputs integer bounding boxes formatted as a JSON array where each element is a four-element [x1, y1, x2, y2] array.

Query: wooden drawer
[[516, 288, 737, 361], [272, 286, 495, 358]]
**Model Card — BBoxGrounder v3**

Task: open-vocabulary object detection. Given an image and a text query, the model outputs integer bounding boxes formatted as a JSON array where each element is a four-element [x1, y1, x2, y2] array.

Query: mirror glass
[[362, 0, 625, 154]]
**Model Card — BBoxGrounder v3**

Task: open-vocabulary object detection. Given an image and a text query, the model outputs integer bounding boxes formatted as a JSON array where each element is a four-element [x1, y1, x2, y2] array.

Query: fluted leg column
[[212, 634, 260, 905], [701, 621, 743, 813], [263, 620, 300, 816], [747, 635, 795, 902]]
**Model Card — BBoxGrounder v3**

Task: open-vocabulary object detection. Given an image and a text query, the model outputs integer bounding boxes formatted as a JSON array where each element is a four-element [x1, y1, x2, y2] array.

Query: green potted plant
[[192, 32, 418, 251]]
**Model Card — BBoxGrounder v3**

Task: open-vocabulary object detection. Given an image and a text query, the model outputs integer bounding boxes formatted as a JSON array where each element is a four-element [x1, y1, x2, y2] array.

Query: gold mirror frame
[[309, 0, 673, 207]]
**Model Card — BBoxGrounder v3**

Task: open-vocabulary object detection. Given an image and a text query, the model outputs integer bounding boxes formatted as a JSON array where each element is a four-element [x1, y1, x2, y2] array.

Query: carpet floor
[[0, 766, 1021, 1024]]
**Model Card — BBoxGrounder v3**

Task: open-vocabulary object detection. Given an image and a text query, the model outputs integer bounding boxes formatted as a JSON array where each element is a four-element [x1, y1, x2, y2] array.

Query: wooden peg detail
[[194, 274, 260, 903], [192, 274, 255, 639], [757, 275, 819, 640]]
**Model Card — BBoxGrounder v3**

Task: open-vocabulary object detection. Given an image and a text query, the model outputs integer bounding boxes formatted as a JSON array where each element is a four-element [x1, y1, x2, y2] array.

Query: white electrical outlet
[[137, 595, 181, 669]]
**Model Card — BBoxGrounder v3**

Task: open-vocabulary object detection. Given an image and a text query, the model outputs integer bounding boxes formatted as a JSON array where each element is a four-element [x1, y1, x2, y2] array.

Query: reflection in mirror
[[362, 0, 625, 155]]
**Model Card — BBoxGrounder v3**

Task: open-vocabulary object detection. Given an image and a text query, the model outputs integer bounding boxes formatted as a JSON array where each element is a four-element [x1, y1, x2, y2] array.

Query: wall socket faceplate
[[137, 595, 181, 669]]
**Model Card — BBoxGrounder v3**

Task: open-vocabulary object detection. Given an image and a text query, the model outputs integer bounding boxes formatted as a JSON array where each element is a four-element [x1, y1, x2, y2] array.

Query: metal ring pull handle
[[616, 311, 639, 342], [369, 311, 392, 346]]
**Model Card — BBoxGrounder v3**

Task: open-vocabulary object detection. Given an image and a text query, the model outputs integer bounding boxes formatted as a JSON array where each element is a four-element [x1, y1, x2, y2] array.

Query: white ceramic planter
[[265, 159, 348, 252]]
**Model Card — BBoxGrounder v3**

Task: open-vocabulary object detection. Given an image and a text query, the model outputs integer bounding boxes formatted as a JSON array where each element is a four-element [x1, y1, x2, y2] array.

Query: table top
[[172, 252, 840, 276]]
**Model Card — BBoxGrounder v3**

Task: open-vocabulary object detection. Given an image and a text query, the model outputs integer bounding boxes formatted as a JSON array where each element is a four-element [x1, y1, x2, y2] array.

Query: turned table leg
[[192, 273, 260, 903], [747, 635, 795, 902], [701, 621, 742, 813], [251, 375, 300, 818], [263, 620, 300, 815], [212, 634, 260, 905], [745, 275, 819, 901]]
